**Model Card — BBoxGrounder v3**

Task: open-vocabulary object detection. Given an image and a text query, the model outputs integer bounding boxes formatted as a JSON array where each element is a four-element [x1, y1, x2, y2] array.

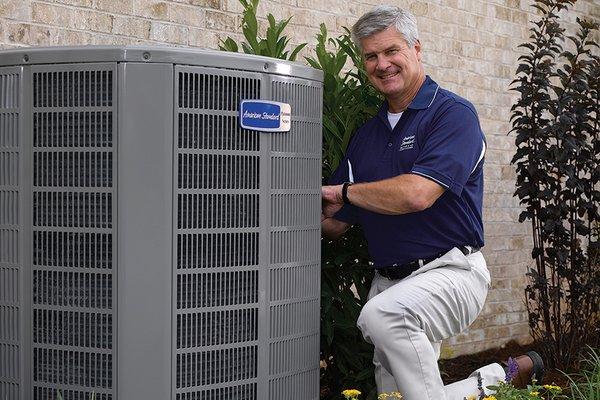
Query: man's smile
[[378, 71, 400, 79]]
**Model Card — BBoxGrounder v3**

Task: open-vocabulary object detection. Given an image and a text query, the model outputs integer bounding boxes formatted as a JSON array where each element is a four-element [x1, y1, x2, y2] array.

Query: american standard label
[[240, 100, 292, 132]]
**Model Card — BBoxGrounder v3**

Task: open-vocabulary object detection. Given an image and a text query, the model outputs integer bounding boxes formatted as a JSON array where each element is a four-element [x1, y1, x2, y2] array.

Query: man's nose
[[376, 56, 392, 71]]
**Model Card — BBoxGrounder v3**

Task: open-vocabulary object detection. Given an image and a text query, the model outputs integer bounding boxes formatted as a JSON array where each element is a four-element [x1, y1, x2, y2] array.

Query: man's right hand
[[321, 184, 344, 219]]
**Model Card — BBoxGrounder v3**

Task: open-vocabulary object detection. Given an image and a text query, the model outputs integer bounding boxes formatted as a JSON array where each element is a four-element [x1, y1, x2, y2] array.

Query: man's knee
[[357, 296, 412, 344]]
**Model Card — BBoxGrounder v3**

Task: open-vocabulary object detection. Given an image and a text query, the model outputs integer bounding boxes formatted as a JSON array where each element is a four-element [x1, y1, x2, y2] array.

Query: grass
[[565, 347, 600, 400]]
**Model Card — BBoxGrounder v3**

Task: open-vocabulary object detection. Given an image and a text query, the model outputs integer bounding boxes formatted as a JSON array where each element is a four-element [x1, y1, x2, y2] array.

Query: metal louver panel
[[0, 66, 22, 400], [269, 79, 322, 400], [174, 66, 262, 400], [31, 64, 116, 400]]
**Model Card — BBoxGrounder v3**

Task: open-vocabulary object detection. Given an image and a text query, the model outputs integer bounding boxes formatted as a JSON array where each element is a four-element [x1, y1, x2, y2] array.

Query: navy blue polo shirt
[[329, 76, 486, 267]]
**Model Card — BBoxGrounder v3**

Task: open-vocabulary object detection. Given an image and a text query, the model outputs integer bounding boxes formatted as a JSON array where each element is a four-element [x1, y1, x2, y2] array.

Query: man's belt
[[375, 246, 481, 281]]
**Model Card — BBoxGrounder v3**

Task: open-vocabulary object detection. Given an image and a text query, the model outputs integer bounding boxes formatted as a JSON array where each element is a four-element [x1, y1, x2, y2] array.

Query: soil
[[440, 340, 571, 389]]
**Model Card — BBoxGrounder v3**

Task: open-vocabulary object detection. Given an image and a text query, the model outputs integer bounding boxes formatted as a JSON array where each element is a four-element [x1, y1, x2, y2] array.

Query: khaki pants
[[357, 248, 505, 400]]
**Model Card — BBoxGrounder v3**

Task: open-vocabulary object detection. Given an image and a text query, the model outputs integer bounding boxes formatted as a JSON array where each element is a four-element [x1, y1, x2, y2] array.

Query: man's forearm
[[345, 174, 445, 215]]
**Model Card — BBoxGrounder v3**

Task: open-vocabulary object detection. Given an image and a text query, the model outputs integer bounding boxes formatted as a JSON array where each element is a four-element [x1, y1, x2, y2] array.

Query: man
[[321, 6, 543, 400]]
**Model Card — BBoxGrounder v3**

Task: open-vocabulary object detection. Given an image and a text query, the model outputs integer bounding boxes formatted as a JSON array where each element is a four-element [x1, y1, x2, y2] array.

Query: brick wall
[[1, 0, 599, 357]]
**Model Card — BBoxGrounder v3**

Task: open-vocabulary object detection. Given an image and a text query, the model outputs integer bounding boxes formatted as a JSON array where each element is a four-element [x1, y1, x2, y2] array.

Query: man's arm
[[322, 173, 445, 218]]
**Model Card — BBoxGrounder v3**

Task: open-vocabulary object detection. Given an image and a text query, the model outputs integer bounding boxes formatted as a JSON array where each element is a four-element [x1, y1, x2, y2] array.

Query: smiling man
[[321, 6, 543, 400]]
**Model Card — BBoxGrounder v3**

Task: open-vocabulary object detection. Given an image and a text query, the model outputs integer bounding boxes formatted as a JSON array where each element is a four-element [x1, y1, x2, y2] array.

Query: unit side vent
[[268, 79, 322, 400], [174, 66, 262, 399], [31, 63, 116, 399], [175, 383, 257, 400], [269, 369, 319, 400], [0, 66, 21, 400], [269, 333, 319, 375], [269, 263, 320, 302], [34, 388, 111, 400], [176, 346, 258, 387]]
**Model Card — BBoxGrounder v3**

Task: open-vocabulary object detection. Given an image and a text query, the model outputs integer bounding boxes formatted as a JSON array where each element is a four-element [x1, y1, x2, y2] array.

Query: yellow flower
[[378, 393, 402, 400], [543, 384, 562, 392], [483, 397, 497, 400], [342, 389, 362, 399], [529, 391, 540, 397]]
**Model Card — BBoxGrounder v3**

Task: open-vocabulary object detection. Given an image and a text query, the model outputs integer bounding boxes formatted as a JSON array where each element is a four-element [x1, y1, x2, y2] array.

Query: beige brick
[[188, 27, 220, 49], [6, 22, 31, 44], [205, 10, 238, 31], [95, 0, 134, 14], [113, 15, 151, 39], [335, 15, 356, 31], [82, 10, 114, 33], [54, 28, 93, 45], [305, 11, 337, 29], [32, 2, 70, 27], [509, 323, 531, 337], [27, 23, 53, 45], [51, 0, 92, 6], [482, 208, 520, 223], [0, 0, 31, 20], [188, 0, 221, 9], [222, 0, 244, 13], [483, 325, 511, 339], [491, 278, 511, 290], [149, 21, 188, 43], [168, 3, 204, 27], [91, 34, 133, 45], [134, 0, 169, 19]]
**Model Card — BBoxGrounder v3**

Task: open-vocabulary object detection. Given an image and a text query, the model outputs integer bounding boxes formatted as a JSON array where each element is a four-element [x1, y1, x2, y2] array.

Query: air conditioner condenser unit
[[0, 46, 323, 400]]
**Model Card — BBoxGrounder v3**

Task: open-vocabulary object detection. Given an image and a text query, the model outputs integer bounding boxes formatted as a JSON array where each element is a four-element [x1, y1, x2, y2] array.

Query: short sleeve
[[411, 103, 485, 196], [327, 149, 360, 225]]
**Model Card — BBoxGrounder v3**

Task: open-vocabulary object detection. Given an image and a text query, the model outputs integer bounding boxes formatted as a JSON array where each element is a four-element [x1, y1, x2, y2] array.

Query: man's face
[[360, 26, 423, 101]]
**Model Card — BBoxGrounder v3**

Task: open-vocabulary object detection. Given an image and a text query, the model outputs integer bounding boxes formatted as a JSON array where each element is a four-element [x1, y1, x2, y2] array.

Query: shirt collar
[[377, 75, 440, 120]]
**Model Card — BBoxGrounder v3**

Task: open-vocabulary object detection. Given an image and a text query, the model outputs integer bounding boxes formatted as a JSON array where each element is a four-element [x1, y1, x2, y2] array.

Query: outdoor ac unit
[[0, 46, 322, 400]]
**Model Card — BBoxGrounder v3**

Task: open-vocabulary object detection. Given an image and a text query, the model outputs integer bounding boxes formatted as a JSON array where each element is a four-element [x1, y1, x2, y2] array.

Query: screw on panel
[[23, 54, 29, 62], [143, 52, 151, 61]]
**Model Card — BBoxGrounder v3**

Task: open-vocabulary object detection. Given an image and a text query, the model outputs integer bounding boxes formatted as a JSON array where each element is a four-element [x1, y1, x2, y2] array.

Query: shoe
[[507, 351, 545, 388]]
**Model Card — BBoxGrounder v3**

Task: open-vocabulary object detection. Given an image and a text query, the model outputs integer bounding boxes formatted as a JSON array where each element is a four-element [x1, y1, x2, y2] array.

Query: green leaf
[[219, 37, 239, 52], [289, 43, 307, 61]]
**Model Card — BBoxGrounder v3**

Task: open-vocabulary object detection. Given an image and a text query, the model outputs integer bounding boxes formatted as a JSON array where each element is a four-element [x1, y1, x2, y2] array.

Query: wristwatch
[[342, 182, 353, 205]]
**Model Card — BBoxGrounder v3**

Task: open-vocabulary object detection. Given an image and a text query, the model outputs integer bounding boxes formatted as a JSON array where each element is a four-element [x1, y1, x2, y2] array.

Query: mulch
[[440, 340, 571, 389]]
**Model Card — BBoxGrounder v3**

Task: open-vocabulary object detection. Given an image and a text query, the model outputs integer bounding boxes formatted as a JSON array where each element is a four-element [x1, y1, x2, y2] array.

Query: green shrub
[[218, 0, 305, 61], [305, 24, 380, 400]]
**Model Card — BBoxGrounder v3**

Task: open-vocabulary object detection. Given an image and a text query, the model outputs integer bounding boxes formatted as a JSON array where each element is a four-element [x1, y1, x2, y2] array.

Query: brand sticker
[[240, 100, 291, 132]]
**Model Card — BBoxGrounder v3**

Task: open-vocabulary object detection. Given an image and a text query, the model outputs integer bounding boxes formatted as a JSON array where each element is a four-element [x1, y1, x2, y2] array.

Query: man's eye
[[386, 49, 399, 55], [365, 55, 376, 61]]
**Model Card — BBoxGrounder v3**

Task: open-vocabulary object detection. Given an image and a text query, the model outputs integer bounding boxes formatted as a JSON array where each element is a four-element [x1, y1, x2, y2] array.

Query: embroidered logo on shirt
[[399, 135, 415, 151]]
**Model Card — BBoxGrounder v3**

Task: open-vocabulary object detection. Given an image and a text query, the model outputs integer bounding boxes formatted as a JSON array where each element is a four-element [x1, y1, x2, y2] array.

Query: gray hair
[[351, 6, 419, 51]]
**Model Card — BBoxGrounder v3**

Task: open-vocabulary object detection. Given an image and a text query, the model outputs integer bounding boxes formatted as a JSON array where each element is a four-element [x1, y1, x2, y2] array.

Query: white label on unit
[[240, 100, 292, 132]]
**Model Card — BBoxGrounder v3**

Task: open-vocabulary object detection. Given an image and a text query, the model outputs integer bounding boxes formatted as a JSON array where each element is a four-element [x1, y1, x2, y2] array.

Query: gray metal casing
[[0, 46, 323, 400]]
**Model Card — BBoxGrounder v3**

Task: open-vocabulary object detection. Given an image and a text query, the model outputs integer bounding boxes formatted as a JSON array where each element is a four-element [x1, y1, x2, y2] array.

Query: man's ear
[[414, 40, 422, 61]]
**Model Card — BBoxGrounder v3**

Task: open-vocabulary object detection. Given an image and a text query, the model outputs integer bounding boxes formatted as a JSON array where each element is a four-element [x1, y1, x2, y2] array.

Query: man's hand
[[321, 184, 344, 220]]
